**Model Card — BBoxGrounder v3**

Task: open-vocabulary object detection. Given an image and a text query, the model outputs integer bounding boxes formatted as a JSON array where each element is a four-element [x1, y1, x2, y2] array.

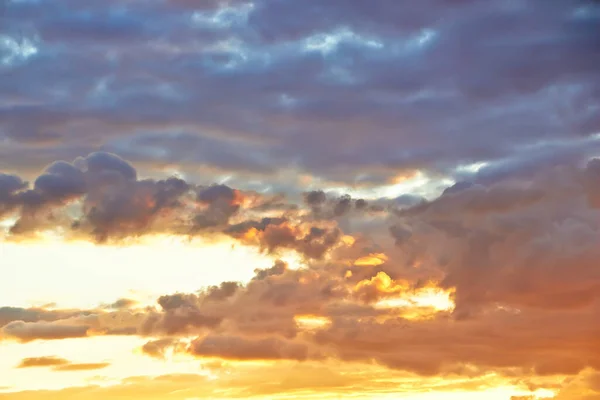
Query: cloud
[[0, 7, 599, 400], [226, 219, 343, 259], [141, 338, 185, 359], [0, 306, 91, 326], [189, 335, 309, 361], [1, 321, 90, 342], [0, 304, 146, 341], [1, 0, 600, 392], [17, 356, 70, 368], [103, 298, 138, 310], [0, 173, 27, 218], [3, 155, 600, 381], [53, 363, 110, 372], [392, 160, 600, 316], [1, 152, 347, 261], [16, 356, 109, 372], [0, 0, 598, 188]]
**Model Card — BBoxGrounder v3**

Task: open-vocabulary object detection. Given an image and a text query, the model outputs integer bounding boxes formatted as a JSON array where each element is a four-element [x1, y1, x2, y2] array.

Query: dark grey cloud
[[0, 173, 27, 217], [0, 0, 597, 189], [0, 152, 355, 262]]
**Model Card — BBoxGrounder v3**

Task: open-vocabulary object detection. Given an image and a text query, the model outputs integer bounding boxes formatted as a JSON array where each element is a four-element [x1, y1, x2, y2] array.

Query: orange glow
[[389, 169, 419, 184], [299, 174, 314, 185], [232, 189, 247, 206], [354, 271, 410, 295], [242, 227, 259, 241]]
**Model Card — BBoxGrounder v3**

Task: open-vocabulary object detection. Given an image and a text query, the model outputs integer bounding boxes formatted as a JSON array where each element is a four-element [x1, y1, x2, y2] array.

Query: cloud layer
[[1, 0, 598, 188], [2, 1, 600, 399], [1, 152, 600, 383]]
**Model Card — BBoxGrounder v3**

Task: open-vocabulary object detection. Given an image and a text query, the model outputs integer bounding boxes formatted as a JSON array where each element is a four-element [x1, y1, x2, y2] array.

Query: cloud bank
[[2, 0, 600, 398]]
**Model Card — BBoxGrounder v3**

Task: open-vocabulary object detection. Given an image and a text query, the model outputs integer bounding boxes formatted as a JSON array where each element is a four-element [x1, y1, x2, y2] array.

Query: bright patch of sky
[[199, 36, 283, 72], [303, 27, 384, 55], [278, 93, 298, 109], [0, 336, 209, 392], [207, 38, 251, 69], [320, 170, 441, 201], [0, 35, 38, 66], [406, 28, 438, 50], [0, 236, 292, 310], [191, 3, 255, 28], [572, 4, 600, 19], [455, 161, 490, 175]]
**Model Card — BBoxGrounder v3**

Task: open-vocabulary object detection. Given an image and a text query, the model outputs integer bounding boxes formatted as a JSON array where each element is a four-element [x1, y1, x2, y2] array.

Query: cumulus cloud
[[0, 152, 352, 262], [392, 160, 600, 317]]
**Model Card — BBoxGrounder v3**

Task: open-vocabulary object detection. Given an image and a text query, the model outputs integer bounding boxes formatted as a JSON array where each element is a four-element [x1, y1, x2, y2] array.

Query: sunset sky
[[1, 0, 600, 399]]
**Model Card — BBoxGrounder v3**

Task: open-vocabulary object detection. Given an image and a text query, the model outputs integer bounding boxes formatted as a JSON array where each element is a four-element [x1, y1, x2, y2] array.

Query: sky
[[1, 0, 600, 399]]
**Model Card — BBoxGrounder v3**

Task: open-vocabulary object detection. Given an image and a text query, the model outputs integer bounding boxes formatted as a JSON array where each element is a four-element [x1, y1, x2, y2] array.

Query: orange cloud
[[3, 155, 600, 398], [53, 363, 110, 372], [17, 357, 69, 368], [15, 356, 109, 372]]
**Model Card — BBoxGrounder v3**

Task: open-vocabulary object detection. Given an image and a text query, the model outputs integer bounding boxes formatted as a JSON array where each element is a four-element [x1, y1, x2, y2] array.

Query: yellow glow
[[375, 286, 455, 320], [410, 287, 455, 311], [0, 235, 575, 400], [341, 235, 356, 246], [353, 253, 388, 267], [294, 315, 332, 330], [376, 288, 455, 310], [533, 388, 557, 398], [0, 336, 210, 392], [0, 235, 280, 309], [0, 349, 549, 400], [389, 170, 419, 184], [355, 272, 410, 295], [242, 227, 260, 241]]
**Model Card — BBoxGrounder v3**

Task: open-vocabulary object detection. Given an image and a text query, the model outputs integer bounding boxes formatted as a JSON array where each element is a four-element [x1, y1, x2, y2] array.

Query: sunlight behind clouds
[[1, 0, 600, 398], [0, 236, 281, 309]]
